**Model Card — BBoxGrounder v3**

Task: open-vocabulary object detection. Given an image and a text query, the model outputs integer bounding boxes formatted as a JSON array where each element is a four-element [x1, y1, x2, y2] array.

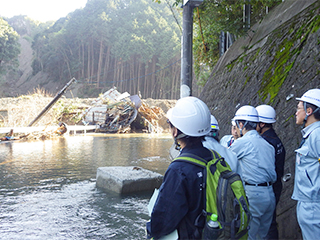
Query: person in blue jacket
[[229, 105, 276, 240], [256, 104, 286, 240], [146, 96, 212, 239], [292, 89, 320, 240]]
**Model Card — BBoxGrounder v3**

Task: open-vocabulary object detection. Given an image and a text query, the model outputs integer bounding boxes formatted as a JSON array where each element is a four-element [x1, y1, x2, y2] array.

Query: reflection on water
[[0, 134, 173, 239]]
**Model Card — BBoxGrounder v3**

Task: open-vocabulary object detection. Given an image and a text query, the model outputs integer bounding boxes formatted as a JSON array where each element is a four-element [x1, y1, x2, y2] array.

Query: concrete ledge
[[96, 166, 163, 194]]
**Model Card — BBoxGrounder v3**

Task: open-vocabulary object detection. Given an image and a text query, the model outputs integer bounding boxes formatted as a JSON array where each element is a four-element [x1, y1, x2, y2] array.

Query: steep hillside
[[200, 0, 319, 239], [3, 36, 84, 98]]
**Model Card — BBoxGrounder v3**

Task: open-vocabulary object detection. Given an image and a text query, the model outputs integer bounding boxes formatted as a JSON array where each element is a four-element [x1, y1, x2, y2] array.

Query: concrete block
[[96, 166, 163, 194]]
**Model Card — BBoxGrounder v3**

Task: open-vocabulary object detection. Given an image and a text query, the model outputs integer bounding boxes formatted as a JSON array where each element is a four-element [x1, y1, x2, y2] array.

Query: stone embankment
[[201, 1, 319, 239]]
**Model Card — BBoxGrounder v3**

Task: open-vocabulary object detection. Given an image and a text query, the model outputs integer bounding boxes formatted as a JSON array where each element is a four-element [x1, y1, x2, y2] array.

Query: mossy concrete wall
[[200, 0, 319, 239]]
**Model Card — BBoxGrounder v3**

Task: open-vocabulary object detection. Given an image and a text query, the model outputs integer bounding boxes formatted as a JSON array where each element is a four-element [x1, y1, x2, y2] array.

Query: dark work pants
[[266, 183, 282, 240]]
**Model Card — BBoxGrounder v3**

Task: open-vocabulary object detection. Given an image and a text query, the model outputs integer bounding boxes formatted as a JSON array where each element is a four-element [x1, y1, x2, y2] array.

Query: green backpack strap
[[173, 149, 222, 167], [173, 149, 223, 219]]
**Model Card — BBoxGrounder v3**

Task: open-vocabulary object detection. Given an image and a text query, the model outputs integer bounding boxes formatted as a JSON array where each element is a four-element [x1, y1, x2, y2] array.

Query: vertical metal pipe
[[243, 1, 251, 30], [219, 31, 225, 57], [180, 3, 194, 98]]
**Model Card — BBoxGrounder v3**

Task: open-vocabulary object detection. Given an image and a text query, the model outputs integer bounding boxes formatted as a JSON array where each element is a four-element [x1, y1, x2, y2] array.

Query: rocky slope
[[200, 0, 319, 239]]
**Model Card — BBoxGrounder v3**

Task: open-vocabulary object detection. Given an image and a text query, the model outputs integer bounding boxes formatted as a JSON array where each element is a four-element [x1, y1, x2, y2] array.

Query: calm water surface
[[0, 134, 173, 239]]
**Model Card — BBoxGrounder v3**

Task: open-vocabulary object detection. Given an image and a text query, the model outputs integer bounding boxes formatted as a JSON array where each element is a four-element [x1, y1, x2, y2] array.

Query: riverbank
[[0, 93, 176, 136]]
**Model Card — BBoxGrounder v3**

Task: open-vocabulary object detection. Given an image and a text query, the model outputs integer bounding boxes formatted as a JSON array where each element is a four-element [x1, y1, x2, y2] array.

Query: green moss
[[252, 48, 261, 61], [247, 48, 261, 63], [226, 61, 236, 72], [284, 114, 294, 123], [310, 12, 320, 33], [258, 11, 320, 104], [244, 76, 250, 86], [238, 55, 245, 63], [259, 38, 295, 103]]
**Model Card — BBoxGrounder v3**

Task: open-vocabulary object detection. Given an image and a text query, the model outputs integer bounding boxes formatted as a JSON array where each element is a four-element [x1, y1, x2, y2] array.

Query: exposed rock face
[[200, 1, 319, 239]]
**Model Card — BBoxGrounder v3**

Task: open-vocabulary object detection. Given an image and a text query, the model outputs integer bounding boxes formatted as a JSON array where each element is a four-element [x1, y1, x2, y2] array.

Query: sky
[[0, 0, 87, 22]]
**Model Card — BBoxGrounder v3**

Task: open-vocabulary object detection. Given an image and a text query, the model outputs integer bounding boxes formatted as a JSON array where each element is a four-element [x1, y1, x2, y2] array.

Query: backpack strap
[[174, 153, 207, 167], [174, 149, 223, 166], [173, 150, 223, 237], [173, 149, 222, 212]]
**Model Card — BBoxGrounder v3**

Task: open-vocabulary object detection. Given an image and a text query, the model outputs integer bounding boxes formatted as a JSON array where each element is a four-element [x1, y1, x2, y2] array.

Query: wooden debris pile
[[136, 102, 165, 133], [0, 87, 176, 139], [81, 87, 139, 133], [98, 101, 137, 133]]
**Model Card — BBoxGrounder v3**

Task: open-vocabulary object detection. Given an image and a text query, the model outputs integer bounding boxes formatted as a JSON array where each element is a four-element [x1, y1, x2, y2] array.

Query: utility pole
[[243, 0, 251, 31], [180, 0, 203, 98]]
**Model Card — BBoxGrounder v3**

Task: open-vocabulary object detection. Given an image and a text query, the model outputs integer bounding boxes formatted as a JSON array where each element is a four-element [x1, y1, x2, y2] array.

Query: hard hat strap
[[257, 122, 263, 134], [302, 101, 310, 128], [235, 120, 248, 137], [174, 133, 187, 150]]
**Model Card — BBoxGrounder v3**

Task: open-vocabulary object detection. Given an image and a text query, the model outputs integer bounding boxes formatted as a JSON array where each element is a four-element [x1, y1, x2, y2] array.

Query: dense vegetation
[[3, 0, 182, 99], [164, 0, 282, 84], [1, 0, 282, 99], [0, 18, 20, 74]]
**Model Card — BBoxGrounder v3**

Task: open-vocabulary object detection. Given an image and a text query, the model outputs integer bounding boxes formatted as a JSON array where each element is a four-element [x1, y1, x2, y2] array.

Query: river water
[[0, 134, 174, 240]]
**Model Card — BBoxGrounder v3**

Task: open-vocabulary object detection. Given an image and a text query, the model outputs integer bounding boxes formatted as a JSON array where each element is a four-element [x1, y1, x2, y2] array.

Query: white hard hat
[[256, 105, 276, 123], [296, 89, 320, 108], [210, 115, 219, 130], [233, 105, 259, 122], [167, 96, 211, 137]]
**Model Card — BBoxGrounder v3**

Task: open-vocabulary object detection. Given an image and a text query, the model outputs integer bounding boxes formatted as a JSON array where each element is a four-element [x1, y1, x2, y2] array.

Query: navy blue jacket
[[147, 142, 212, 239], [261, 128, 286, 203]]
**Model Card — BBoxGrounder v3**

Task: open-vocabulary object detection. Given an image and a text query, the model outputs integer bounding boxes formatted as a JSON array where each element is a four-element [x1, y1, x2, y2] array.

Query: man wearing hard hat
[[220, 120, 239, 148], [292, 89, 320, 239], [229, 105, 276, 240], [255, 104, 285, 240], [147, 96, 213, 239]]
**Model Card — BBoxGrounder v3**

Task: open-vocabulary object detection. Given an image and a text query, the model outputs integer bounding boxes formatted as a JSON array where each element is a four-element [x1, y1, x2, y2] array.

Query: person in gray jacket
[[229, 105, 276, 240], [292, 89, 320, 240], [256, 104, 285, 240]]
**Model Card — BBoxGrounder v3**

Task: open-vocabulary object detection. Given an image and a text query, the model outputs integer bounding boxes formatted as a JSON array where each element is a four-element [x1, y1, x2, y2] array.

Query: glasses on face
[[296, 107, 304, 112]]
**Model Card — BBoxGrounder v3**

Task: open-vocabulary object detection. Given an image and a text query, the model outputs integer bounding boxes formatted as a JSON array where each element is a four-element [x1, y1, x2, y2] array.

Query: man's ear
[[172, 127, 178, 138], [259, 122, 266, 128], [306, 107, 313, 115]]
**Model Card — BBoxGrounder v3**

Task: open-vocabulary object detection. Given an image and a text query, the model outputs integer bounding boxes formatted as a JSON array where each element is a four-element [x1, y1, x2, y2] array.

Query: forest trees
[[0, 18, 20, 74], [3, 0, 283, 99], [166, 0, 282, 85], [31, 0, 182, 99]]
